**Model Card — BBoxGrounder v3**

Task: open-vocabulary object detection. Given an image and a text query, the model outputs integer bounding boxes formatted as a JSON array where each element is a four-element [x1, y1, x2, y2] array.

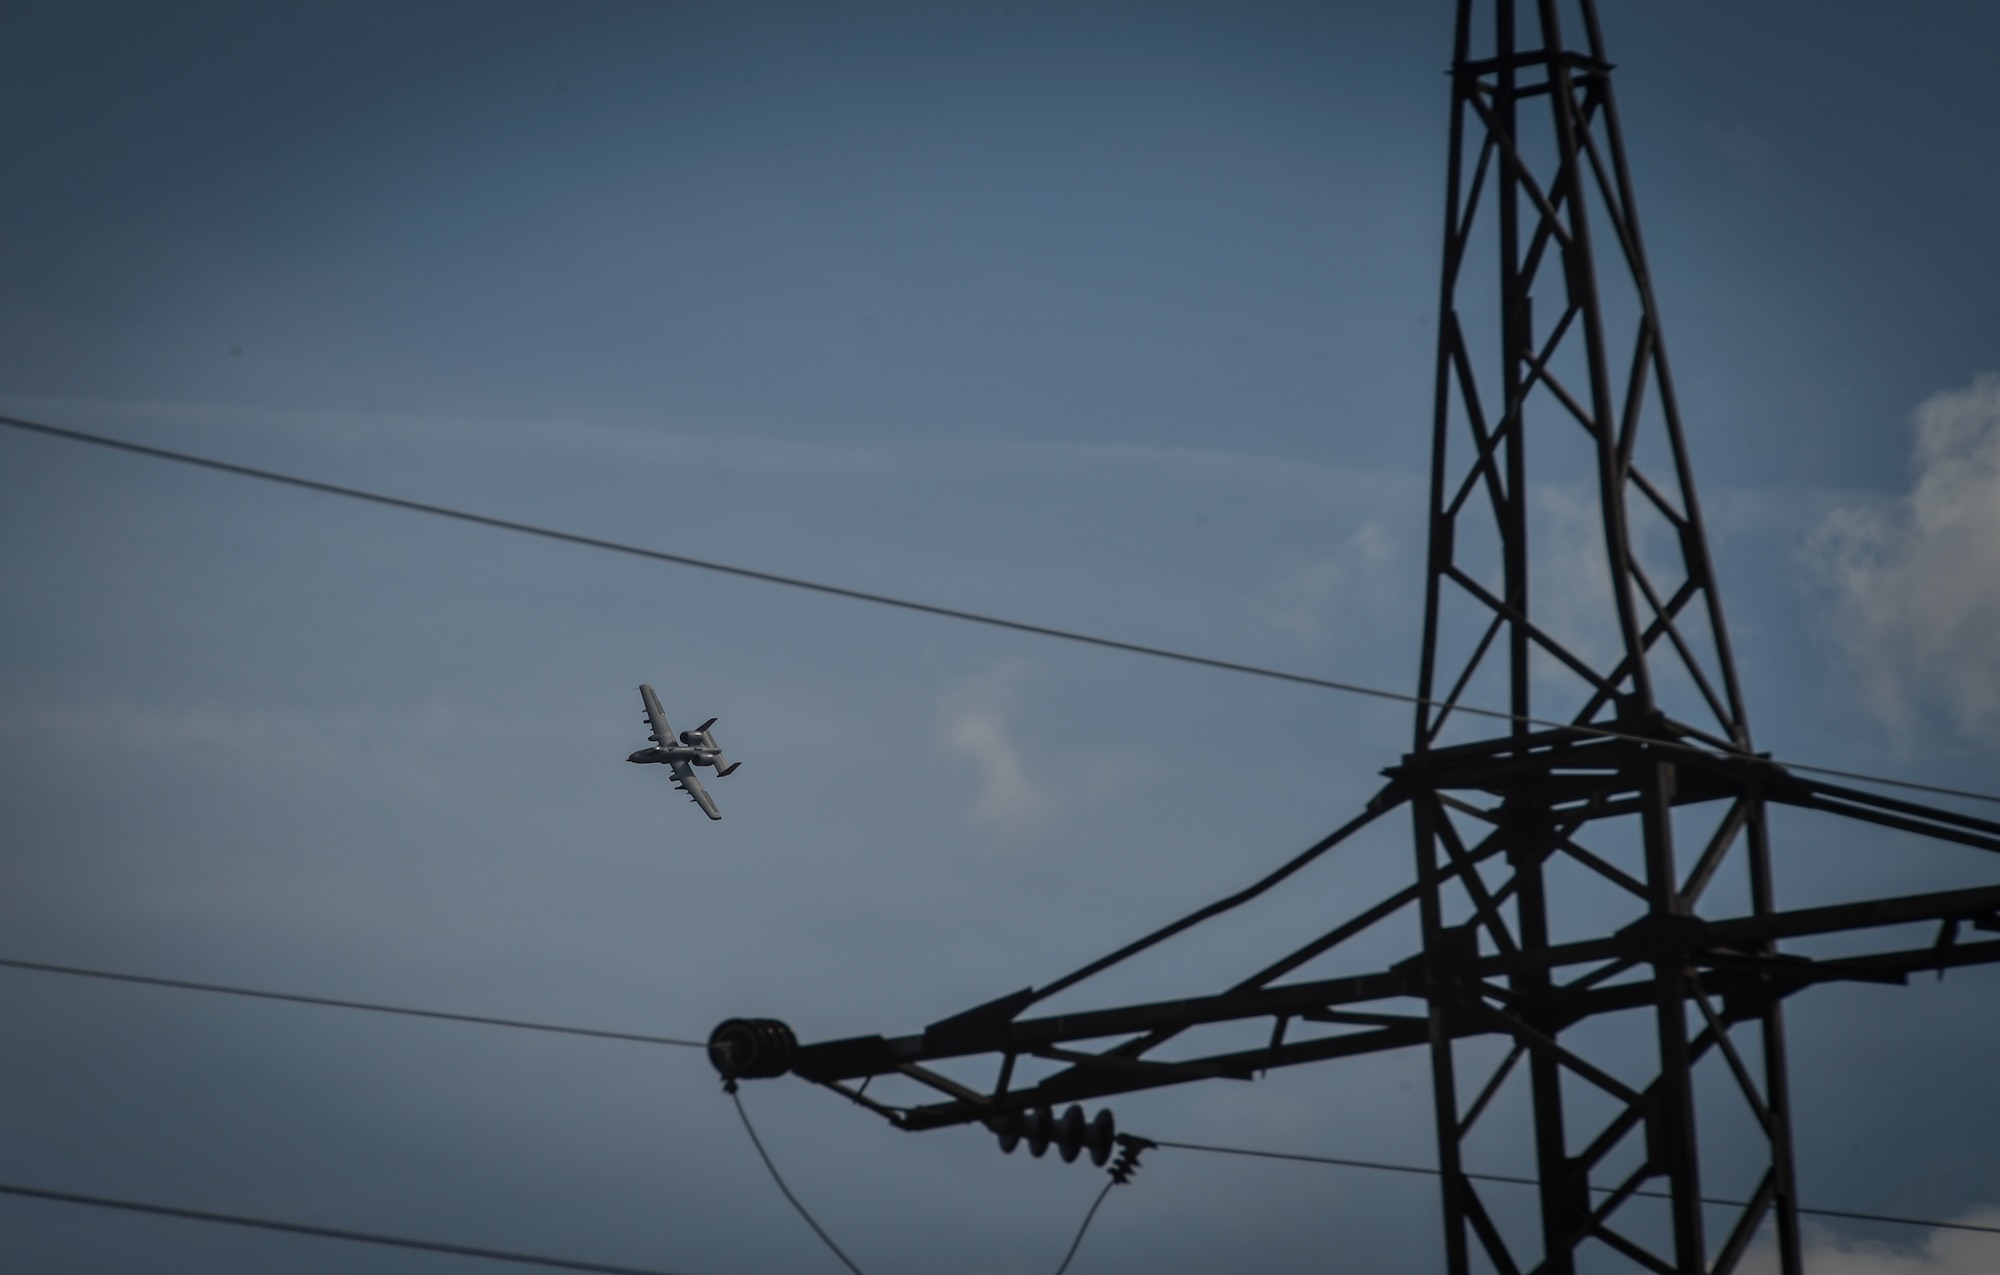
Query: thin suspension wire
[[1052, 1178, 1117, 1275], [6, 951, 1992, 1247], [1, 954, 1093, 1270], [0, 1180, 692, 1275], [3, 412, 1995, 810], [1152, 1139, 2000, 1239], [728, 1087, 868, 1275], [0, 956, 704, 1048]]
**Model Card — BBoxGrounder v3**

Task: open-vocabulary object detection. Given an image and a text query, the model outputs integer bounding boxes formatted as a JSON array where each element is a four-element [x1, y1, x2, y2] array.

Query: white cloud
[[1737, 1210, 2000, 1275], [937, 660, 1050, 829], [1530, 479, 1620, 670], [1811, 374, 2000, 740], [1267, 519, 1396, 641], [0, 390, 1411, 495], [0, 698, 575, 793]]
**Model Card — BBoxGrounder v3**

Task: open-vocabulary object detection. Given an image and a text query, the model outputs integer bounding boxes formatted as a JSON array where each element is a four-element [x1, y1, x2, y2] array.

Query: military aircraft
[[627, 684, 740, 820]]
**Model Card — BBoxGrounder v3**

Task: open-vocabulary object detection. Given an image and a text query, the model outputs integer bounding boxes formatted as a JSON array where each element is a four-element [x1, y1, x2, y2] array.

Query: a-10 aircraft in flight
[[626, 684, 740, 820]]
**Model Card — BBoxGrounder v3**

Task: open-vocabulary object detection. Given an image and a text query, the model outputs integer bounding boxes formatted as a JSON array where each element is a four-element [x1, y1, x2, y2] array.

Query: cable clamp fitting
[[1107, 1134, 1156, 1186]]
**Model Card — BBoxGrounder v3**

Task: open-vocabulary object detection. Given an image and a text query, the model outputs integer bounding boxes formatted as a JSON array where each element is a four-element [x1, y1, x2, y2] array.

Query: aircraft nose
[[627, 749, 654, 764]]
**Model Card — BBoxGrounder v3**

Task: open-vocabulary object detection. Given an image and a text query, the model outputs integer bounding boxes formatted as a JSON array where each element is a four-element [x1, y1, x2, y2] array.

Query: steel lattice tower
[[1411, 1, 1787, 1268], [713, 5, 2000, 1272]]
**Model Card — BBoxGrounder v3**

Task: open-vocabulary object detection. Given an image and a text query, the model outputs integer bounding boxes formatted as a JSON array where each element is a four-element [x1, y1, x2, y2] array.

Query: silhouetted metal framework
[[712, 4, 2000, 1272]]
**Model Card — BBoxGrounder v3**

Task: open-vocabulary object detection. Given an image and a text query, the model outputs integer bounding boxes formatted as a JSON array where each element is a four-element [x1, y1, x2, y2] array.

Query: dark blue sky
[[4, 2, 1999, 1272]]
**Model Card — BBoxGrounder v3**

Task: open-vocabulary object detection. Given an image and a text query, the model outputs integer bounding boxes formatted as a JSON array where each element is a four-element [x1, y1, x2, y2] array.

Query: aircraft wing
[[670, 760, 722, 821], [639, 684, 673, 747]]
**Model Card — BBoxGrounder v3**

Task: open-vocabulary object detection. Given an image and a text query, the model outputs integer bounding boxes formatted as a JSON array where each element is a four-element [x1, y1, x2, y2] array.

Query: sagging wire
[[5, 411, 1997, 812], [726, 1077, 1157, 1275], [1150, 1138, 2000, 1239], [1051, 1179, 1115, 1275], [726, 1083, 869, 1275], [0, 1180, 691, 1274], [0, 956, 704, 1048], [1052, 1134, 1155, 1275]]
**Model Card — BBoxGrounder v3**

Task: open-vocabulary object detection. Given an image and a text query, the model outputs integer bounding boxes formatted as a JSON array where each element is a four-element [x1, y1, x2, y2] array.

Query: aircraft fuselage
[[627, 745, 723, 767]]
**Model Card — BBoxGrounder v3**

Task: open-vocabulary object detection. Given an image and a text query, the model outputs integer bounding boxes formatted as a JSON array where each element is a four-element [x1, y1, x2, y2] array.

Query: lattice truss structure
[[712, 4, 2000, 1274]]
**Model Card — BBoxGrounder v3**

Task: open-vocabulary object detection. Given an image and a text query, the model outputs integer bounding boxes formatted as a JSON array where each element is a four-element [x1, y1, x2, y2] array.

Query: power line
[[0, 956, 704, 1049], [731, 1084, 1123, 1275], [1052, 1179, 1117, 1275], [3, 411, 1994, 811], [0, 1180, 692, 1275], [1151, 1139, 2000, 1239], [6, 953, 1990, 1246], [0, 957, 1094, 1272], [728, 1087, 868, 1275]]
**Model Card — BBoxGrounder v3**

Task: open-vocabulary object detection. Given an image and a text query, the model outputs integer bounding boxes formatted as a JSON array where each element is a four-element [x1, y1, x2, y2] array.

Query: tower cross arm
[[1468, 880, 2000, 980], [786, 964, 1427, 1085]]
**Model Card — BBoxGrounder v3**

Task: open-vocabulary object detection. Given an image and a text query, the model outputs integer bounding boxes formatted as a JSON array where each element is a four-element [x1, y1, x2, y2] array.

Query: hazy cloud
[[1531, 480, 1619, 665], [1267, 519, 1396, 640], [0, 699, 576, 792], [938, 660, 1050, 829], [1739, 1210, 2000, 1275], [1811, 374, 2000, 740]]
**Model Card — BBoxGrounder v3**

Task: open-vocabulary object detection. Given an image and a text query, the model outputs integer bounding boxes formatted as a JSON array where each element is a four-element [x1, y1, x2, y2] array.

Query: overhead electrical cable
[[0, 956, 704, 1048], [4, 955, 1991, 1245], [0, 1181, 693, 1275], [1052, 1179, 1118, 1275], [1151, 1139, 2000, 1238], [3, 412, 1992, 810], [728, 1088, 868, 1275], [730, 1085, 1122, 1275]]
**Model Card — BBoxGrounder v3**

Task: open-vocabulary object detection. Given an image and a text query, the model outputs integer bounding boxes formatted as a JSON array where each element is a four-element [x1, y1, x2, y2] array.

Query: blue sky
[[3, 2, 1999, 1272]]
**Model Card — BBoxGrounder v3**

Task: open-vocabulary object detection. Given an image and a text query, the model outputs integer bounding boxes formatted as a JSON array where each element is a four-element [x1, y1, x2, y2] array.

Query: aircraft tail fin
[[718, 761, 742, 778]]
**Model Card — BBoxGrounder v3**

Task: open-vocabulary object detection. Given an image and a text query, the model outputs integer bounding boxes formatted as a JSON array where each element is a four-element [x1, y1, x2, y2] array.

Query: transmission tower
[[711, 4, 2000, 1272]]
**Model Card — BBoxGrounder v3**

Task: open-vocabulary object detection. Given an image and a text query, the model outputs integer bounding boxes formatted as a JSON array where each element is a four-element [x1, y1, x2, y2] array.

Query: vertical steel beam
[[1512, 804, 1580, 1275], [1535, 0, 1656, 716], [1416, 795, 1473, 1275], [1496, 0, 1532, 730], [1415, 0, 1477, 748], [1639, 759, 1706, 1271], [1745, 798, 1805, 1275]]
